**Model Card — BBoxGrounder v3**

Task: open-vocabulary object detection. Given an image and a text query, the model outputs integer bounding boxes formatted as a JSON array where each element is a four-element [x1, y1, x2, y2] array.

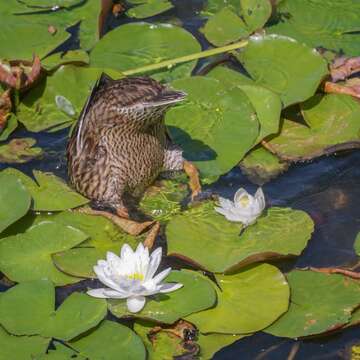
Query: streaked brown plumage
[[67, 74, 193, 215]]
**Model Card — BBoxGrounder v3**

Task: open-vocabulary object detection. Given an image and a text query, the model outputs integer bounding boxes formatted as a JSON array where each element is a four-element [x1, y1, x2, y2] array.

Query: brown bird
[[67, 74, 201, 235]]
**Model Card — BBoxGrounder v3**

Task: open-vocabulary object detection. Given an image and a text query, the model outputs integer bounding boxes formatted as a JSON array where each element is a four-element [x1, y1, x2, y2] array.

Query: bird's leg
[[163, 145, 202, 200], [183, 160, 201, 200], [143, 221, 160, 250], [77, 206, 154, 236]]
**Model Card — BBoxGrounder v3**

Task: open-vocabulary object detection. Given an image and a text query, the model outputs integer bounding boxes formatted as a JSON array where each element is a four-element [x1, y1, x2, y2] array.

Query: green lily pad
[[202, 0, 271, 46], [241, 0, 272, 33], [0, 280, 107, 339], [50, 211, 140, 278], [166, 76, 259, 182], [2, 0, 101, 51], [266, 270, 360, 338], [265, 94, 360, 161], [268, 0, 360, 57], [3, 168, 89, 211], [0, 114, 18, 141], [0, 280, 54, 336], [240, 146, 289, 185], [0, 326, 49, 360], [42, 50, 90, 71], [198, 333, 245, 359], [202, 7, 249, 47], [70, 320, 146, 360], [0, 21, 69, 61], [139, 179, 188, 222], [207, 65, 254, 87], [41, 292, 108, 341], [17, 0, 83, 8], [0, 138, 42, 163], [17, 65, 121, 132], [127, 0, 174, 19], [203, 0, 242, 16], [354, 232, 360, 255], [37, 342, 86, 360], [167, 202, 313, 273], [108, 270, 217, 324], [237, 34, 329, 107], [90, 22, 201, 82], [207, 67, 282, 142], [0, 171, 31, 233], [186, 263, 289, 334], [0, 221, 88, 285]]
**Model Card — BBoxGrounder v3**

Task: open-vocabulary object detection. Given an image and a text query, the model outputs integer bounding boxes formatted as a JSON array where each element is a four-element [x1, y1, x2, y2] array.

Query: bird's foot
[[77, 206, 154, 236], [183, 160, 202, 201]]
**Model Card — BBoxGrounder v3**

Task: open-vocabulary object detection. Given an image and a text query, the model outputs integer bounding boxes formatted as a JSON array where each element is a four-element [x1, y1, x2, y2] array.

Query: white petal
[[87, 288, 110, 298], [158, 282, 183, 293], [121, 243, 135, 260], [215, 207, 243, 222], [255, 187, 266, 210], [103, 289, 129, 299], [127, 296, 146, 313], [93, 265, 123, 292], [145, 247, 162, 281], [152, 267, 171, 285], [233, 188, 249, 205], [217, 197, 235, 211]]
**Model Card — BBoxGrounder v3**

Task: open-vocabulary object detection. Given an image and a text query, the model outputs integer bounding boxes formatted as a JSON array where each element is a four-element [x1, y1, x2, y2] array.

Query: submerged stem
[[122, 40, 248, 76]]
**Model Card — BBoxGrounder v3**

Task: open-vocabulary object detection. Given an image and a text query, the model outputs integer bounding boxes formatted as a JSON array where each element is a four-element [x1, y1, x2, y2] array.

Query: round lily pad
[[0, 280, 54, 336], [17, 65, 122, 132], [0, 114, 18, 141], [264, 94, 360, 161], [51, 211, 140, 278], [70, 320, 146, 360], [202, 7, 249, 47], [207, 67, 281, 142], [90, 22, 201, 82], [0, 221, 88, 285], [268, 0, 360, 56], [266, 270, 360, 338], [240, 146, 289, 185], [0, 326, 49, 360], [202, 0, 271, 46], [108, 270, 217, 324], [166, 76, 259, 182], [186, 263, 290, 334], [0, 171, 31, 233], [197, 333, 245, 359], [0, 21, 69, 61], [127, 0, 174, 19], [167, 202, 314, 273], [237, 34, 329, 107], [3, 168, 89, 211], [0, 279, 107, 340]]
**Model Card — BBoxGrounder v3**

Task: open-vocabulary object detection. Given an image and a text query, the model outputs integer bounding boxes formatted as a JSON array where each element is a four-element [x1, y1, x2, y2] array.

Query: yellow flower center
[[238, 195, 250, 207], [127, 272, 144, 281]]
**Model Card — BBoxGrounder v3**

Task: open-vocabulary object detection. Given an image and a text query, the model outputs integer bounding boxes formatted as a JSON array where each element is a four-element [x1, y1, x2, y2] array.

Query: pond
[[0, 0, 360, 359]]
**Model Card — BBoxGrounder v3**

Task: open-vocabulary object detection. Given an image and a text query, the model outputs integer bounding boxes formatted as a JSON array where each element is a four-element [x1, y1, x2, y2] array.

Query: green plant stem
[[122, 40, 248, 76]]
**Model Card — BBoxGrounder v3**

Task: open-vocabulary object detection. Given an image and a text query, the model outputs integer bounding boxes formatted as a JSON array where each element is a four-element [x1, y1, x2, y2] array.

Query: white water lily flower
[[87, 243, 183, 313], [215, 187, 265, 226]]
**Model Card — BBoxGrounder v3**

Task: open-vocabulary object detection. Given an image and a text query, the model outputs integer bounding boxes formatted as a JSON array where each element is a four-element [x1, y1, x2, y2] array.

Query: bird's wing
[[75, 72, 114, 153]]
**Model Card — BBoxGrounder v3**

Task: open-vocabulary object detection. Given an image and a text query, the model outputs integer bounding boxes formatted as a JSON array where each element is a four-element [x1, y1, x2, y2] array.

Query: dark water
[[2, 1, 360, 359]]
